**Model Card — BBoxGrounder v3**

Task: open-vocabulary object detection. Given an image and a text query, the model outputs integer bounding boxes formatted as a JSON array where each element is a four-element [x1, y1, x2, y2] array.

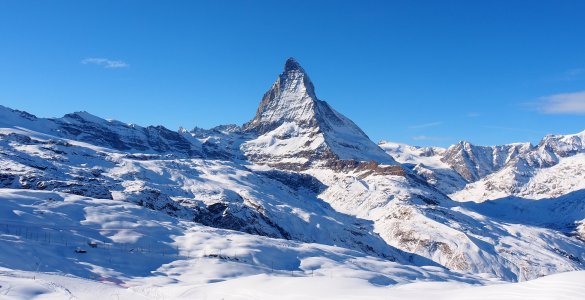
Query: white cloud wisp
[[538, 91, 585, 114], [81, 58, 129, 69]]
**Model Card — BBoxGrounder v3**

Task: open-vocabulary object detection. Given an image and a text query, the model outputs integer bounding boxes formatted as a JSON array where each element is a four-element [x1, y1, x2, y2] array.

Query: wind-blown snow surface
[[2, 269, 585, 300], [0, 189, 475, 299], [1, 189, 584, 300]]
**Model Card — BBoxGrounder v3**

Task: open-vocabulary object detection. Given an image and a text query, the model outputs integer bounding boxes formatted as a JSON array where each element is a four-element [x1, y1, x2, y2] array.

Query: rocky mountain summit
[[242, 58, 397, 170]]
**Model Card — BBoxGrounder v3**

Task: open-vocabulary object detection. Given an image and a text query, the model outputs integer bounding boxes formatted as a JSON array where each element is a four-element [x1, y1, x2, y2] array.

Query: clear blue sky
[[1, 1, 584, 147]]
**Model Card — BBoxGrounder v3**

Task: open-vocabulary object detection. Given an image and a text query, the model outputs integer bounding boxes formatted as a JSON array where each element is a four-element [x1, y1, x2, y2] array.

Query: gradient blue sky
[[1, 1, 584, 147]]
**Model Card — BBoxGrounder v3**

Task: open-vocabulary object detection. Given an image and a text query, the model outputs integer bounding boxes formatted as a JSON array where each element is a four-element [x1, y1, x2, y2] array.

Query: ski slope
[[0, 188, 478, 299], [2, 268, 584, 299]]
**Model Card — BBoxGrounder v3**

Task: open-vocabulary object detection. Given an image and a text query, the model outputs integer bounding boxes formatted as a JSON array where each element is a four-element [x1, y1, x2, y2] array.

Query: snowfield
[[0, 189, 473, 299], [2, 269, 585, 300], [1, 189, 584, 299]]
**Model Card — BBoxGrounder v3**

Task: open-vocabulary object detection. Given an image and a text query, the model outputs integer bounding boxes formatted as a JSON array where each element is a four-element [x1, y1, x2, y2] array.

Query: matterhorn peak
[[241, 58, 397, 167], [284, 57, 303, 73], [243, 57, 319, 134]]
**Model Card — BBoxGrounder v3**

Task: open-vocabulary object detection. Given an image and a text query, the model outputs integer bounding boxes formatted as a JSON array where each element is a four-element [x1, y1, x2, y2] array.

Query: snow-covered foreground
[[0, 189, 471, 299], [2, 268, 584, 300], [159, 270, 585, 300], [1, 189, 583, 299]]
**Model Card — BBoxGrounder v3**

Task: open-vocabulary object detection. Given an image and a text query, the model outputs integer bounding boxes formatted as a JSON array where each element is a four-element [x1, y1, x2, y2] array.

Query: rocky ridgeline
[[322, 159, 405, 177]]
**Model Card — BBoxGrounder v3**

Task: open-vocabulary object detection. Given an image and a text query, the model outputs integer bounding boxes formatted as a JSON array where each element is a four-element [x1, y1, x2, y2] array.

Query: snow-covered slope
[[0, 105, 203, 157], [0, 125, 409, 259], [0, 189, 479, 299], [1, 189, 584, 299], [152, 270, 585, 300], [309, 167, 585, 281], [379, 142, 468, 194], [242, 58, 396, 169], [3, 268, 585, 300]]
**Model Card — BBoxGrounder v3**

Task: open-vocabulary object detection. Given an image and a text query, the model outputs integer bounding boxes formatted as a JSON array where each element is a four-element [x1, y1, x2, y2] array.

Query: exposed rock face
[[126, 188, 291, 239], [525, 131, 585, 167], [256, 169, 326, 193], [381, 132, 585, 200], [441, 141, 532, 182], [322, 160, 405, 177], [440, 132, 585, 185], [447, 131, 585, 202], [242, 58, 397, 169]]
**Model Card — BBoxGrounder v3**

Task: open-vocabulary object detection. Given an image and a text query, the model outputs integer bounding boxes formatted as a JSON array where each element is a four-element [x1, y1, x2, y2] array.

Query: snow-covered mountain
[[378, 142, 468, 194], [381, 131, 585, 202], [1, 58, 585, 298], [242, 58, 397, 169], [0, 106, 203, 158]]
